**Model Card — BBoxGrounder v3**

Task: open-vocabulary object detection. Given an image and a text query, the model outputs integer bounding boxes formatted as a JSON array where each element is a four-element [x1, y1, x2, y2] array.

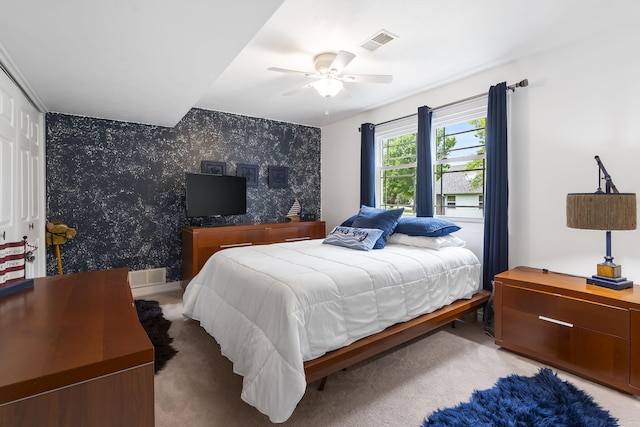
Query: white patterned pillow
[[323, 226, 384, 251]]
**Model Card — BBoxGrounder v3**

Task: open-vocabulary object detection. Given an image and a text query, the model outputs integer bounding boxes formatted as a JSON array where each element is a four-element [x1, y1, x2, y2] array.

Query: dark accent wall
[[46, 108, 321, 282]]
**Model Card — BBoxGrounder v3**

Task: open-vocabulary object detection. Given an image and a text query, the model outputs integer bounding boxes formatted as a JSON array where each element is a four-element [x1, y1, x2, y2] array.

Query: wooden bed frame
[[304, 289, 491, 384]]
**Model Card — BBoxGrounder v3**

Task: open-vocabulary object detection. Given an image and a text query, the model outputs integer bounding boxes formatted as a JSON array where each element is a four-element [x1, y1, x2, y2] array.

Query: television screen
[[185, 173, 247, 217]]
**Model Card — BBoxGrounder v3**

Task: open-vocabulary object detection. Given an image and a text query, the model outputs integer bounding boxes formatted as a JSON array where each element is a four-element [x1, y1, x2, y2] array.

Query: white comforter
[[182, 239, 481, 423]]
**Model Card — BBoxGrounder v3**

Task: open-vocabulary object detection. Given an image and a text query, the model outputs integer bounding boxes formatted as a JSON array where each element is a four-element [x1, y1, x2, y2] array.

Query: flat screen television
[[185, 173, 247, 218]]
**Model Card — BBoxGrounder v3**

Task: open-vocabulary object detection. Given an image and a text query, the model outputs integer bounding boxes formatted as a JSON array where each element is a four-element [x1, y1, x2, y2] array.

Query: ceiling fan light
[[314, 77, 343, 98]]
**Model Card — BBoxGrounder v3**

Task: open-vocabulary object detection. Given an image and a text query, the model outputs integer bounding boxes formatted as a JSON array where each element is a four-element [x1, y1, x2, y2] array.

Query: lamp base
[[597, 263, 621, 279], [586, 275, 634, 290]]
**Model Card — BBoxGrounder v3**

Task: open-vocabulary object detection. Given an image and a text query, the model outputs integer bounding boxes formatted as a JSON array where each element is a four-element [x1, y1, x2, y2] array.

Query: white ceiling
[[0, 0, 637, 128]]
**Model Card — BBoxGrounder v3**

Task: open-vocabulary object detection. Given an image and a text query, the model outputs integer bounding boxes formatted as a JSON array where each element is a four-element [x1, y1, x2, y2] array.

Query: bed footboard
[[304, 290, 491, 383]]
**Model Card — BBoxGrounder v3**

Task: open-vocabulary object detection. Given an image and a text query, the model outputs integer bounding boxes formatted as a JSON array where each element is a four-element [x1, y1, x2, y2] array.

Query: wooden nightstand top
[[495, 266, 640, 308]]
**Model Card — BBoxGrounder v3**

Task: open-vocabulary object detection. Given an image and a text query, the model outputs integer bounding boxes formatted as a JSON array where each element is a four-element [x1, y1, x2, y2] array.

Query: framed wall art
[[201, 160, 226, 175], [268, 166, 288, 189], [237, 163, 259, 187]]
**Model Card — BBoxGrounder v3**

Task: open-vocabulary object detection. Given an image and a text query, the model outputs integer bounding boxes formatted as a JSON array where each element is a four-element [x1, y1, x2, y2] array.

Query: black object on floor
[[135, 299, 178, 373]]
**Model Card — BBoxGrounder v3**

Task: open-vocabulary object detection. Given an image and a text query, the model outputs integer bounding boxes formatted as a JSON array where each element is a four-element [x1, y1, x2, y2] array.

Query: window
[[433, 97, 487, 219], [375, 97, 487, 219], [376, 118, 417, 214]]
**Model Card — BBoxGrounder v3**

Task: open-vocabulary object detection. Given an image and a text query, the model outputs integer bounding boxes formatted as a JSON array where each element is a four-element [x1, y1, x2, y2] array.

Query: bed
[[182, 222, 487, 423]]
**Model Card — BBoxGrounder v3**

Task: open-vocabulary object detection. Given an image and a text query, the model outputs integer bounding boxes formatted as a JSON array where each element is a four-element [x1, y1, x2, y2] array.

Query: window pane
[[434, 118, 486, 218], [436, 119, 485, 161], [434, 159, 485, 217], [381, 167, 415, 214], [382, 134, 417, 167]]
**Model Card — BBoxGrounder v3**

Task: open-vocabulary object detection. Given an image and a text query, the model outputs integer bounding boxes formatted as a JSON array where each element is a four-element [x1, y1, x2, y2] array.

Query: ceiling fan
[[268, 50, 393, 98]]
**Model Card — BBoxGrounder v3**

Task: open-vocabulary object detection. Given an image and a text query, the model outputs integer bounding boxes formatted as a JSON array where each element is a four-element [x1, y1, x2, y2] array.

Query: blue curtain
[[416, 106, 433, 217], [483, 82, 508, 291], [360, 123, 375, 207]]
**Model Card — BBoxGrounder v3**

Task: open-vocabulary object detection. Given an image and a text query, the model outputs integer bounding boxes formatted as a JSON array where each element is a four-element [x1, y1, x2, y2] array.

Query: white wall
[[321, 24, 640, 284]]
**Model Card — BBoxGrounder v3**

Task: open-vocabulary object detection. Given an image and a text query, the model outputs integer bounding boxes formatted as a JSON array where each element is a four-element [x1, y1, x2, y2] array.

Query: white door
[[17, 102, 45, 277], [0, 69, 45, 277], [0, 71, 17, 243]]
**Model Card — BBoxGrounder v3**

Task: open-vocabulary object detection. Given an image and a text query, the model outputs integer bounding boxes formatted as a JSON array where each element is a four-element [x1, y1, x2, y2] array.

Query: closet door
[[0, 69, 45, 277], [17, 101, 45, 278], [0, 70, 17, 242]]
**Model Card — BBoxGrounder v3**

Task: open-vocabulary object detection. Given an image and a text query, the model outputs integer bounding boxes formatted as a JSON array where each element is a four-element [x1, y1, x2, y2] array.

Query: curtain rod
[[371, 79, 528, 128]]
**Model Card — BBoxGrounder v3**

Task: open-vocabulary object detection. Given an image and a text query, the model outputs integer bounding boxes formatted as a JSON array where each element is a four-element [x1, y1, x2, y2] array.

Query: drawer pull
[[538, 315, 573, 328], [285, 237, 310, 242], [220, 242, 252, 249]]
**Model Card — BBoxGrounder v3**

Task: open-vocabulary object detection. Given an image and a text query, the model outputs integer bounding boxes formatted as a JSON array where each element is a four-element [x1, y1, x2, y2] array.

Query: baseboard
[[131, 280, 182, 298]]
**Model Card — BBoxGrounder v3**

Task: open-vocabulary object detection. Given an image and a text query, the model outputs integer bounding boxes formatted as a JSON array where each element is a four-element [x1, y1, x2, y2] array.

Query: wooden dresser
[[0, 268, 155, 427], [494, 266, 640, 395], [181, 221, 326, 281]]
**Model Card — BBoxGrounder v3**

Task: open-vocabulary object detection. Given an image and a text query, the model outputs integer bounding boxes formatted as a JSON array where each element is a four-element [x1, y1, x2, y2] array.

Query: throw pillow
[[351, 205, 404, 249], [323, 226, 384, 251], [394, 216, 460, 237], [340, 214, 357, 227]]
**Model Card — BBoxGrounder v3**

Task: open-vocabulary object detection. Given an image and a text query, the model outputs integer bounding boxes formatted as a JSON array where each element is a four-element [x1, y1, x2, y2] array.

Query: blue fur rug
[[422, 368, 617, 427]]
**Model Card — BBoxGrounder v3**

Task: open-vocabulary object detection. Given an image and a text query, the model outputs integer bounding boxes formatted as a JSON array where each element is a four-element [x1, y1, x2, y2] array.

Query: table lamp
[[566, 156, 636, 290]]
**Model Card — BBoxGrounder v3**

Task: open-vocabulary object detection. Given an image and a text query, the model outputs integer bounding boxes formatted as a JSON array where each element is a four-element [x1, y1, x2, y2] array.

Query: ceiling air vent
[[361, 30, 398, 51]]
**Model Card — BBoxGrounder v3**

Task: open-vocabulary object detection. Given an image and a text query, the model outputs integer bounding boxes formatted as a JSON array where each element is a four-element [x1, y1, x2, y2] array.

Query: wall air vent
[[361, 30, 398, 51]]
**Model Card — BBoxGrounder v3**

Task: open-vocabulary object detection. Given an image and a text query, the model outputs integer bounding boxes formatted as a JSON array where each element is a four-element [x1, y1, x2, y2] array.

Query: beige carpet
[[151, 290, 640, 426]]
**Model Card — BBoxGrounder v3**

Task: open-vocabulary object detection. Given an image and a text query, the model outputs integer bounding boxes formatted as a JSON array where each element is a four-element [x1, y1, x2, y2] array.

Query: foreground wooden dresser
[[494, 266, 640, 395], [0, 268, 155, 427], [182, 221, 326, 281]]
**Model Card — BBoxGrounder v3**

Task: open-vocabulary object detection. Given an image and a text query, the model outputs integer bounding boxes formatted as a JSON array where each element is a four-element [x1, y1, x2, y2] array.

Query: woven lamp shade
[[566, 193, 637, 230]]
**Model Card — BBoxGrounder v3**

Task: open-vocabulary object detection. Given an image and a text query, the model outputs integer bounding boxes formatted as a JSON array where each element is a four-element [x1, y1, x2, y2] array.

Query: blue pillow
[[395, 216, 460, 237], [340, 214, 357, 227], [323, 226, 384, 251], [351, 205, 404, 249]]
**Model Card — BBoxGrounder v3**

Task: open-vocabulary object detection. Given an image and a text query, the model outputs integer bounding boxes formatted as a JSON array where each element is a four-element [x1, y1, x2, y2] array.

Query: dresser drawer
[[182, 222, 327, 281], [263, 225, 315, 242], [197, 228, 266, 246], [502, 284, 629, 338]]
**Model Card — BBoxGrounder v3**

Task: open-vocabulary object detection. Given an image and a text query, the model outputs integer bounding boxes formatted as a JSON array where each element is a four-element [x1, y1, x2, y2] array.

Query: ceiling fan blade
[[268, 67, 318, 78], [342, 74, 393, 84], [329, 50, 356, 73], [282, 82, 315, 96]]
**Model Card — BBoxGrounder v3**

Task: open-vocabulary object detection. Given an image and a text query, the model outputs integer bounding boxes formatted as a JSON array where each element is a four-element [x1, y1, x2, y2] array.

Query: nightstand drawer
[[502, 306, 630, 384], [494, 267, 640, 396], [503, 284, 629, 338]]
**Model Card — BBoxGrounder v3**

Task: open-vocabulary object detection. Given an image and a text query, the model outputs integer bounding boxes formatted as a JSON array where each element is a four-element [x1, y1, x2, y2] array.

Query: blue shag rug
[[422, 368, 618, 427]]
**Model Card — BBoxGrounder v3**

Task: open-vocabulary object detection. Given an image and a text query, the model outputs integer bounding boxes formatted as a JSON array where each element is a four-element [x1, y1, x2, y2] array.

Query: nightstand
[[494, 266, 640, 395]]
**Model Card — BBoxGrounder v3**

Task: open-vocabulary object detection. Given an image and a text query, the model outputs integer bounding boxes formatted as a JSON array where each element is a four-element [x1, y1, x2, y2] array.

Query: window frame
[[375, 117, 418, 213], [432, 97, 487, 223], [374, 97, 487, 222]]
